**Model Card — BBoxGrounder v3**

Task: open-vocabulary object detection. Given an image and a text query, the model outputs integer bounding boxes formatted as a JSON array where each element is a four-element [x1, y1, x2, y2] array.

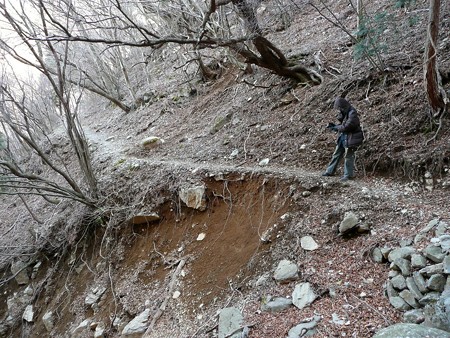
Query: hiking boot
[[322, 172, 334, 177], [340, 176, 355, 182]]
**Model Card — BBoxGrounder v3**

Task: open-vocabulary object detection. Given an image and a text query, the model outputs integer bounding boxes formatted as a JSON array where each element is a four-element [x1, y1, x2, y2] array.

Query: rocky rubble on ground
[[372, 218, 450, 334]]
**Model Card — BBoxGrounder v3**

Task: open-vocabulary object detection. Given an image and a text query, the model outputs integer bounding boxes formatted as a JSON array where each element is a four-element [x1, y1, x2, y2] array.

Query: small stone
[[172, 291, 181, 299], [302, 191, 311, 197], [196, 233, 206, 241], [141, 136, 164, 148], [393, 257, 411, 276], [424, 245, 445, 263], [22, 305, 34, 323], [419, 292, 441, 306], [339, 212, 359, 234], [419, 263, 443, 276], [399, 238, 413, 247], [440, 235, 450, 252], [389, 296, 411, 310], [443, 256, 450, 274], [386, 281, 398, 298], [122, 309, 150, 336], [372, 248, 384, 263], [292, 282, 317, 309], [391, 275, 407, 290], [300, 236, 319, 251], [274, 260, 299, 283], [261, 297, 292, 312], [258, 158, 270, 166], [399, 290, 419, 308], [72, 319, 91, 336], [287, 315, 321, 338], [427, 274, 446, 292], [435, 221, 448, 237], [403, 309, 425, 324], [406, 277, 423, 300], [388, 270, 400, 278], [11, 260, 29, 285], [412, 272, 428, 293], [410, 254, 427, 269], [42, 311, 54, 332], [218, 307, 243, 338], [388, 247, 415, 263]]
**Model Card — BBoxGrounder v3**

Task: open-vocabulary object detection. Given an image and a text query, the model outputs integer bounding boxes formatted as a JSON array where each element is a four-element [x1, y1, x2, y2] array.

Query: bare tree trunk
[[424, 0, 447, 117], [231, 0, 322, 84]]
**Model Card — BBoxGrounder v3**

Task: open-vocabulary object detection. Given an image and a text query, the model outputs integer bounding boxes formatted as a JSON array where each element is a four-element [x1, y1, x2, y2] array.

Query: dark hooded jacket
[[334, 97, 364, 148]]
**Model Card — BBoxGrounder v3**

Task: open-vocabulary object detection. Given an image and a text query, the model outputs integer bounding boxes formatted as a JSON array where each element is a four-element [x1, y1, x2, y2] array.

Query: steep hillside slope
[[1, 0, 449, 337]]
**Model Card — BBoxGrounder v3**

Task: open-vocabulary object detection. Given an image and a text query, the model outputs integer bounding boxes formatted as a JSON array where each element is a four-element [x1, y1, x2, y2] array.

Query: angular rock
[[218, 307, 243, 338], [389, 296, 411, 310], [141, 136, 164, 148], [122, 309, 150, 336], [22, 305, 34, 323], [300, 236, 319, 251], [287, 315, 321, 338], [420, 263, 444, 276], [10, 260, 30, 285], [406, 277, 423, 300], [436, 221, 448, 237], [393, 257, 411, 276], [388, 247, 415, 263], [412, 271, 428, 293], [427, 274, 446, 292], [399, 290, 419, 308], [388, 270, 400, 278], [261, 297, 292, 312], [386, 281, 398, 298], [423, 289, 450, 332], [421, 219, 440, 234], [419, 292, 441, 306], [373, 323, 450, 338], [72, 319, 91, 337], [211, 112, 233, 134], [403, 309, 425, 324], [444, 256, 450, 274], [179, 185, 206, 211], [424, 245, 445, 263], [42, 311, 54, 332], [440, 235, 450, 252], [292, 282, 317, 309], [85, 286, 107, 306], [372, 248, 384, 263], [273, 260, 299, 283], [410, 254, 427, 269], [339, 212, 359, 234], [391, 275, 406, 290]]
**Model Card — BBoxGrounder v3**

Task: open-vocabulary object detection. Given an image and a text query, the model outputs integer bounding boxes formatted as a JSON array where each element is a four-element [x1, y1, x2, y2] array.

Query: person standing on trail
[[322, 97, 364, 181]]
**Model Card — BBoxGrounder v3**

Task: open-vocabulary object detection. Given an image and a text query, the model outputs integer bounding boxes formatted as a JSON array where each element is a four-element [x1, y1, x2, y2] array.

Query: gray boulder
[[121, 309, 150, 336], [218, 307, 244, 338], [339, 212, 359, 234], [274, 260, 299, 283], [373, 323, 450, 337], [292, 283, 317, 309]]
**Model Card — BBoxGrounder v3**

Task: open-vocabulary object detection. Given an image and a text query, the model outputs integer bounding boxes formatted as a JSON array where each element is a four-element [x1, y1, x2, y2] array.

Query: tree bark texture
[[424, 0, 446, 116]]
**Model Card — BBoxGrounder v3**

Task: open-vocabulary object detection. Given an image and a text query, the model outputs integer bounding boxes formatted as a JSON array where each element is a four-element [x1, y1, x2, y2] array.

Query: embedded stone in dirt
[[179, 184, 206, 211], [274, 259, 299, 283], [129, 213, 160, 225], [292, 282, 317, 309], [300, 236, 319, 251], [338, 212, 359, 234], [373, 323, 450, 338], [218, 307, 244, 338]]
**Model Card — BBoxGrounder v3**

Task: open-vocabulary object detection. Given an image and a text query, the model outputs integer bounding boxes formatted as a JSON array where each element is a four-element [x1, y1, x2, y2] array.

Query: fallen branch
[[146, 258, 186, 333]]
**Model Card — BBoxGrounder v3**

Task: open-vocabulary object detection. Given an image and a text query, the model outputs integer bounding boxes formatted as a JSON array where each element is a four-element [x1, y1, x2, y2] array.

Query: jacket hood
[[334, 97, 352, 113]]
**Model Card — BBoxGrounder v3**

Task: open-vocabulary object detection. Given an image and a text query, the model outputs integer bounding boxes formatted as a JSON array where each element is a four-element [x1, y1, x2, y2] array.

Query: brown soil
[[1, 0, 450, 337]]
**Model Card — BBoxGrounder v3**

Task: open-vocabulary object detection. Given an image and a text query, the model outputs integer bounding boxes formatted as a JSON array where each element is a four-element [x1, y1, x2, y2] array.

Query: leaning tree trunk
[[424, 0, 447, 117], [231, 0, 322, 84]]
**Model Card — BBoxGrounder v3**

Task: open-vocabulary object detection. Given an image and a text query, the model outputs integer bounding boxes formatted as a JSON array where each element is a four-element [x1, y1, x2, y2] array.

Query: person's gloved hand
[[326, 122, 336, 129]]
